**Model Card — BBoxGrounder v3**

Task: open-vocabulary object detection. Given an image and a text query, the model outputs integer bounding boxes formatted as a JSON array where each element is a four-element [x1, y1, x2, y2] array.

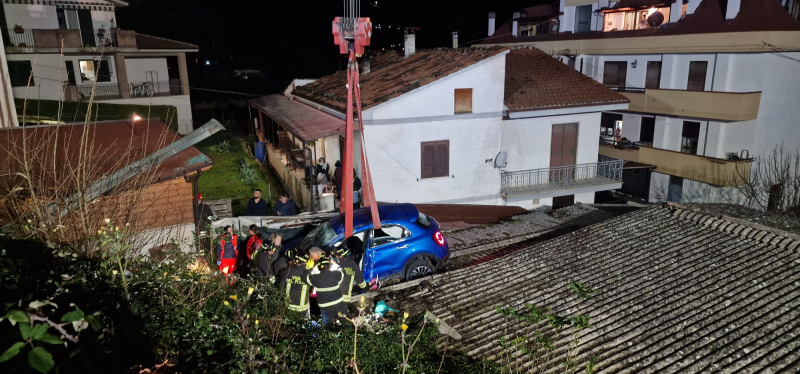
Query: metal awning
[[249, 94, 346, 142]]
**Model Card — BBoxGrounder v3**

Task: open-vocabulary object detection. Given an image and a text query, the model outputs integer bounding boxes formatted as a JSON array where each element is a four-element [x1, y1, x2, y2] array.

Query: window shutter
[[687, 61, 708, 91], [645, 61, 661, 89], [454, 89, 472, 114], [435, 141, 449, 177], [421, 143, 435, 179]]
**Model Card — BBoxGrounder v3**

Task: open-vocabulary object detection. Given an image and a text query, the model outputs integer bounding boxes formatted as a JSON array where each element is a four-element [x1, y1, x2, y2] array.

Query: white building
[[1, 0, 198, 134], [481, 0, 800, 205], [251, 41, 630, 209]]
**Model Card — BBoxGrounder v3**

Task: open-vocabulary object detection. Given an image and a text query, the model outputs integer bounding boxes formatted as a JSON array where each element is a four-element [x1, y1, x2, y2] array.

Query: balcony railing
[[500, 156, 624, 198], [129, 80, 183, 97], [7, 28, 35, 47], [75, 83, 122, 100]]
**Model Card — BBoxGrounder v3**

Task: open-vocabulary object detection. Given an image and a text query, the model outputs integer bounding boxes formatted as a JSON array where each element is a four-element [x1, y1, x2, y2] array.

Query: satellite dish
[[647, 11, 665, 27], [551, 24, 559, 33], [494, 151, 508, 169]]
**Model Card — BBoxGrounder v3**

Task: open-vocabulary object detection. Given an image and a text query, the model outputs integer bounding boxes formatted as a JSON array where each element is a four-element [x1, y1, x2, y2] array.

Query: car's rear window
[[416, 212, 431, 228]]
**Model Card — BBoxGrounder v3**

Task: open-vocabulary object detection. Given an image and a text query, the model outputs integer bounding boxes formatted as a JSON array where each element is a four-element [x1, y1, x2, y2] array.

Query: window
[[65, 61, 77, 85], [602, 61, 627, 89], [8, 61, 34, 87], [79, 60, 96, 82], [645, 61, 662, 89], [687, 61, 708, 91], [421, 140, 449, 179], [640, 117, 655, 144], [603, 7, 671, 31], [601, 113, 622, 136], [681, 121, 701, 154], [370, 225, 410, 248], [79, 59, 112, 83], [454, 88, 472, 114], [575, 5, 592, 33]]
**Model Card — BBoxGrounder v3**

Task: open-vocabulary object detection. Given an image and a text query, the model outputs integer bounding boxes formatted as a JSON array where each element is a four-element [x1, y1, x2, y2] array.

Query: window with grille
[[421, 140, 449, 179], [454, 88, 472, 114], [8, 61, 34, 87]]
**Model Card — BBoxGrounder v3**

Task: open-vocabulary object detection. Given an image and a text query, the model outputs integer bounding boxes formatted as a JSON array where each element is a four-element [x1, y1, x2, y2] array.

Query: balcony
[[64, 80, 183, 101], [500, 156, 624, 198], [598, 139, 753, 186], [5, 28, 136, 50], [618, 88, 762, 122]]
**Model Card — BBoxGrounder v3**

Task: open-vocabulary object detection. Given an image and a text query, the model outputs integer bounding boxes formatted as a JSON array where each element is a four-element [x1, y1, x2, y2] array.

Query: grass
[[197, 132, 286, 216], [16, 99, 179, 131]]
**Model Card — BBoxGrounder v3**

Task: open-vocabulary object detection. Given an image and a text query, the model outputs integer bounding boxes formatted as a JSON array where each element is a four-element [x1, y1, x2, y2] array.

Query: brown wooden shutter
[[645, 61, 661, 89], [454, 89, 473, 114], [562, 124, 577, 166], [421, 143, 435, 178], [687, 61, 708, 91], [550, 125, 564, 168], [434, 141, 449, 177]]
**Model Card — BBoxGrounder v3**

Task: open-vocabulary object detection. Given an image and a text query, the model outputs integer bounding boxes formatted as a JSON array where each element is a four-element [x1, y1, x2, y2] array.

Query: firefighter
[[245, 224, 263, 273], [283, 250, 311, 318], [254, 233, 281, 283], [333, 241, 367, 304], [216, 225, 239, 284], [305, 247, 345, 324]]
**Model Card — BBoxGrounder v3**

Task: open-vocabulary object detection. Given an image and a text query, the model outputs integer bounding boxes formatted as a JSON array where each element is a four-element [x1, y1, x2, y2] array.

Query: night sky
[[116, 0, 543, 100]]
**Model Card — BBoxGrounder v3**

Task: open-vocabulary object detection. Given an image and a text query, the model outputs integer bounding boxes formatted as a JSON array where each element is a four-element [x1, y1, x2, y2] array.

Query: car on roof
[[291, 203, 449, 283]]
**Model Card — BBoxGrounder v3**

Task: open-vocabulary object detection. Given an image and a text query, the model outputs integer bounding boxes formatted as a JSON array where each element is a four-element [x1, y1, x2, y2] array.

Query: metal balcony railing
[[75, 83, 121, 100], [500, 156, 624, 197], [599, 137, 652, 150], [129, 80, 183, 97], [94, 29, 118, 47], [7, 28, 34, 47]]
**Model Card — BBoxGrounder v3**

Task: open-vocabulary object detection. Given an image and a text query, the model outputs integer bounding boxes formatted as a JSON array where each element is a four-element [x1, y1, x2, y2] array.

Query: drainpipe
[[703, 54, 718, 157]]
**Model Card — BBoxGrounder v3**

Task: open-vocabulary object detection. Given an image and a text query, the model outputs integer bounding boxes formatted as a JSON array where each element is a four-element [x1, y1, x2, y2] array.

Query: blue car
[[293, 203, 449, 283]]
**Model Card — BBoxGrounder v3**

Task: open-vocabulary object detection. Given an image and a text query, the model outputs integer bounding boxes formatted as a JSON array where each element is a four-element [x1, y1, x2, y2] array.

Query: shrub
[[238, 158, 259, 184], [208, 140, 234, 154]]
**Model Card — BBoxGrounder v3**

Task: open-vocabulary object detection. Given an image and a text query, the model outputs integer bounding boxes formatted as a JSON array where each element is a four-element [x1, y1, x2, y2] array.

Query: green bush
[[0, 220, 499, 373], [238, 158, 260, 184], [208, 140, 234, 154]]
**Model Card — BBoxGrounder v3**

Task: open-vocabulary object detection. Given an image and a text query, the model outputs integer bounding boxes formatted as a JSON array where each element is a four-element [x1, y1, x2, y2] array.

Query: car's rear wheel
[[405, 258, 435, 281]]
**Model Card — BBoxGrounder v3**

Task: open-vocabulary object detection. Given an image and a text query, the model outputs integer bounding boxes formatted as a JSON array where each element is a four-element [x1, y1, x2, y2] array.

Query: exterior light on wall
[[631, 60, 638, 68], [132, 114, 141, 121]]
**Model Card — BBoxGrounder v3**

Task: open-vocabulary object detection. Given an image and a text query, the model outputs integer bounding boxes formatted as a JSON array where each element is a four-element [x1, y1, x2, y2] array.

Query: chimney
[[513, 11, 521, 19], [361, 55, 370, 75], [404, 28, 416, 57], [452, 31, 458, 48], [488, 12, 496, 36], [725, 0, 741, 19], [520, 11, 527, 18], [512, 12, 521, 36]]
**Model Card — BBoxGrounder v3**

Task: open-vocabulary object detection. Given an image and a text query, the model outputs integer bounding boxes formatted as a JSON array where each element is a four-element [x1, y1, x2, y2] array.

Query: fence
[[7, 28, 34, 47], [75, 83, 121, 99], [129, 80, 183, 98], [500, 156, 625, 197]]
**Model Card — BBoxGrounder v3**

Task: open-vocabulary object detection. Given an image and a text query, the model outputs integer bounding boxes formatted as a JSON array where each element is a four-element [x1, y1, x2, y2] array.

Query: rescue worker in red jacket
[[216, 225, 239, 283], [245, 224, 262, 273], [283, 250, 311, 318], [305, 247, 345, 324], [333, 241, 367, 304]]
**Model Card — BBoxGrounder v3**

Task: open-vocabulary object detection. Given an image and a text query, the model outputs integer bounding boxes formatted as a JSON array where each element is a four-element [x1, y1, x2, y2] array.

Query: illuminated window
[[79, 60, 96, 82], [603, 7, 671, 31]]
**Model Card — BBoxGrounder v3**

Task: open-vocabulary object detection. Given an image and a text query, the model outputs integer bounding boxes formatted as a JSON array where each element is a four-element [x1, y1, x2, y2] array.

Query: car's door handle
[[396, 244, 409, 250]]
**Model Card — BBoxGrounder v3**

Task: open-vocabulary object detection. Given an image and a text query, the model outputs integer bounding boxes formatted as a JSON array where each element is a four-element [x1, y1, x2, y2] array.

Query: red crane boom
[[332, 14, 381, 237]]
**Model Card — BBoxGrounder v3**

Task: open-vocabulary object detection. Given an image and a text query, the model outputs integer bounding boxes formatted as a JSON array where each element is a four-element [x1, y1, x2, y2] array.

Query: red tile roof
[[481, 0, 800, 45], [0, 120, 211, 186], [249, 95, 347, 141], [293, 47, 509, 112], [505, 48, 629, 110]]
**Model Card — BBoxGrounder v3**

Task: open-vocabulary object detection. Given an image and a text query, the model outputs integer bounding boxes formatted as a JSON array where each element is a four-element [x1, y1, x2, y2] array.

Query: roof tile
[[504, 48, 629, 110], [294, 47, 508, 112], [249, 95, 346, 141]]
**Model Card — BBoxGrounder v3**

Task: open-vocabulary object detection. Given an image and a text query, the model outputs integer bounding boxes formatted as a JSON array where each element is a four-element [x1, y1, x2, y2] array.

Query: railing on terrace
[[7, 29, 34, 47], [599, 137, 652, 149], [75, 83, 121, 99], [605, 85, 646, 93], [500, 156, 624, 198], [94, 29, 118, 47], [129, 80, 183, 97]]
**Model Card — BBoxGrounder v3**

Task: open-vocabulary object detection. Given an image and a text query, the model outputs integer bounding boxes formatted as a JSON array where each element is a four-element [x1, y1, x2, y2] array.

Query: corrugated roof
[[0, 120, 211, 186], [293, 47, 509, 112], [505, 48, 629, 110], [249, 95, 347, 141], [482, 0, 800, 45], [374, 204, 800, 371], [135, 33, 199, 50]]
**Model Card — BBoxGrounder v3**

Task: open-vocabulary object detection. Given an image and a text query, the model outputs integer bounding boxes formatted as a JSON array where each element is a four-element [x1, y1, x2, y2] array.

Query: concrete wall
[[102, 95, 193, 134], [124, 57, 169, 82], [3, 4, 59, 29]]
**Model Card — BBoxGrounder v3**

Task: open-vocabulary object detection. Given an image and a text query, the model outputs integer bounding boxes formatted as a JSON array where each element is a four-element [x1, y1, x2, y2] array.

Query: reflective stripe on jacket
[[306, 269, 344, 308], [285, 264, 310, 312], [337, 256, 366, 303]]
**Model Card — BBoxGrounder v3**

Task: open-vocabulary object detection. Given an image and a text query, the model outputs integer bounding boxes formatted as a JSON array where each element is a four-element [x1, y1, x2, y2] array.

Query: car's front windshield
[[298, 222, 338, 252]]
